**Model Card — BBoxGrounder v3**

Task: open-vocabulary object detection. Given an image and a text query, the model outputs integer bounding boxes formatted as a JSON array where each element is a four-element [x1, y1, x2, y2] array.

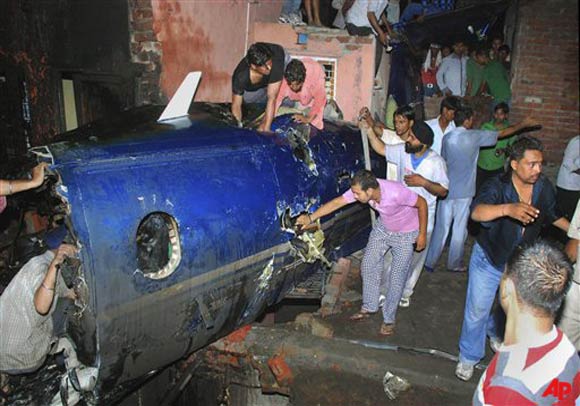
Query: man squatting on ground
[[424, 105, 537, 273], [455, 136, 571, 381], [231, 42, 289, 132], [361, 114, 449, 308], [296, 170, 427, 336], [473, 241, 580, 405]]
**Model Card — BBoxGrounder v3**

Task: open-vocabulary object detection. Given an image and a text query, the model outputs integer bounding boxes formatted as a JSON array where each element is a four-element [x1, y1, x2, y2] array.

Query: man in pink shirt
[[274, 58, 327, 130], [296, 170, 427, 335]]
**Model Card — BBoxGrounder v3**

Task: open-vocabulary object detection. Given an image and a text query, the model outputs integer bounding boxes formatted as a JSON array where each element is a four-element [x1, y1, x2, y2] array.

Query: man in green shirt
[[466, 48, 486, 97], [476, 102, 515, 192], [482, 53, 511, 105]]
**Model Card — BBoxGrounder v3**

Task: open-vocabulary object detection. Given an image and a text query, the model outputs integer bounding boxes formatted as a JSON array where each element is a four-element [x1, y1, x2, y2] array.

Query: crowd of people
[[228, 25, 579, 402], [422, 35, 512, 104], [279, 0, 453, 31], [315, 97, 579, 403], [0, 3, 578, 404]]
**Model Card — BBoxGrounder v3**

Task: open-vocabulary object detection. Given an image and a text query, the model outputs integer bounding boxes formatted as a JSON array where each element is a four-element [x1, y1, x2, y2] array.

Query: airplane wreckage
[[7, 73, 380, 405]]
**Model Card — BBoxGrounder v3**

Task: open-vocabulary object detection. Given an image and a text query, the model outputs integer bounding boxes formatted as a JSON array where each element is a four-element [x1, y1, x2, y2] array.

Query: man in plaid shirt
[[0, 242, 76, 375]]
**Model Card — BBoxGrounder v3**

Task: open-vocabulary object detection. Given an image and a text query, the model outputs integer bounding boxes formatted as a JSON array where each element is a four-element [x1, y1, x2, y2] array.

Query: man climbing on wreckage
[[296, 169, 427, 336], [274, 58, 327, 130], [231, 42, 289, 132]]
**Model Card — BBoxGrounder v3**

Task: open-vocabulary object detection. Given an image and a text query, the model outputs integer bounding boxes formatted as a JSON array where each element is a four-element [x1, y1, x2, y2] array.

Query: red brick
[[345, 44, 361, 51], [354, 36, 373, 44], [133, 32, 156, 42], [133, 8, 153, 20], [132, 19, 153, 32], [267, 355, 293, 386]]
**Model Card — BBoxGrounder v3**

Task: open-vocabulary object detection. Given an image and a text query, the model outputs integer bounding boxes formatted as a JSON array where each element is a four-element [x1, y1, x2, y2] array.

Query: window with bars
[[291, 56, 338, 101]]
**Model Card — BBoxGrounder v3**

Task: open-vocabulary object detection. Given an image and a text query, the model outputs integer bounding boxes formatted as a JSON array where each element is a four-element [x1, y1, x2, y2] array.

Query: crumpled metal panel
[[46, 104, 372, 402]]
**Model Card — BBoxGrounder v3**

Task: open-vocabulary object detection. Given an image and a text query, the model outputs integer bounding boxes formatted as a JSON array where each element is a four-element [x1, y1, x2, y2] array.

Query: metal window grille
[[291, 56, 338, 101]]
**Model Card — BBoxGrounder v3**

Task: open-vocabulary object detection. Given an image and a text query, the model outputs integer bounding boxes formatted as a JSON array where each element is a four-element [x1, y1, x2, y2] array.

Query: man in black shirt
[[455, 136, 570, 382], [231, 42, 287, 132]]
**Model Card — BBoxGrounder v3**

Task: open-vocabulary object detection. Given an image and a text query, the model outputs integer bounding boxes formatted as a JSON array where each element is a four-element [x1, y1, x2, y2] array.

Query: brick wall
[[128, 0, 164, 105], [510, 0, 579, 163]]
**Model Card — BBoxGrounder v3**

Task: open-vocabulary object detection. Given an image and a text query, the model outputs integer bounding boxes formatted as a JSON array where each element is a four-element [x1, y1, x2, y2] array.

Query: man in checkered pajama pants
[[361, 222, 418, 324]]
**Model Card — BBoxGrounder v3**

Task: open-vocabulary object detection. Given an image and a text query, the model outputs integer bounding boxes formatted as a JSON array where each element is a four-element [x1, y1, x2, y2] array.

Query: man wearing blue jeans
[[456, 136, 570, 381], [279, 0, 305, 25]]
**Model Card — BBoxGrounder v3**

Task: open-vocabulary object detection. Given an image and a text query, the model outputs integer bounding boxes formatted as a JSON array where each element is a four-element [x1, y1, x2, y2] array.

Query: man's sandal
[[379, 323, 395, 336], [349, 310, 374, 321]]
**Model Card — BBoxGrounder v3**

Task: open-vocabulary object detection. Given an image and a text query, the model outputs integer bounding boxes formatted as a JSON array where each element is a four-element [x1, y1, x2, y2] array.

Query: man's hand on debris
[[296, 214, 319, 232], [31, 162, 49, 188], [54, 244, 78, 265], [293, 114, 312, 125], [257, 122, 270, 132]]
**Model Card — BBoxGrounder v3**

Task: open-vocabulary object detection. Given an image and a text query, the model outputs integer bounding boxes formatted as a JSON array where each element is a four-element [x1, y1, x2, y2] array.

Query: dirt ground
[[287, 237, 492, 406], [197, 235, 495, 406]]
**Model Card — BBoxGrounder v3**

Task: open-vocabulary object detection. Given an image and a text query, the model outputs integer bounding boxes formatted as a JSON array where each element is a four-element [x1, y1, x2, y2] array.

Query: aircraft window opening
[[136, 212, 182, 280]]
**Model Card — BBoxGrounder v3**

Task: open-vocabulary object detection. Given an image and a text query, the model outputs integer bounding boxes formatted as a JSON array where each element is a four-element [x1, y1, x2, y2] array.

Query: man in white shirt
[[359, 104, 415, 146], [344, 0, 390, 73], [436, 40, 468, 97], [425, 96, 460, 155]]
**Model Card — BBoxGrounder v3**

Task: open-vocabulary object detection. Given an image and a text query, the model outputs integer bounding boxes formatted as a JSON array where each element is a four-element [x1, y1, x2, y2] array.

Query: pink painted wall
[[251, 23, 375, 122], [150, 2, 375, 122], [151, 0, 282, 102]]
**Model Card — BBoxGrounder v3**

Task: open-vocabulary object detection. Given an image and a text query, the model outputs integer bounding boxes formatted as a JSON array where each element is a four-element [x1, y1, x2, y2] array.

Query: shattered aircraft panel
[[28, 103, 373, 404]]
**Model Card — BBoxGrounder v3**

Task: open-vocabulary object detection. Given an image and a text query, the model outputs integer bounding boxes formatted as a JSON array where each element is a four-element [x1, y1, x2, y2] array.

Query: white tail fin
[[157, 72, 202, 122]]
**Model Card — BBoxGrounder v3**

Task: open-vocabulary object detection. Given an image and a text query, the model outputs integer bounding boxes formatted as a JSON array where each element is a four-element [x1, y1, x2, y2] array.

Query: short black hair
[[394, 105, 415, 121], [351, 169, 379, 191], [505, 241, 572, 317], [284, 59, 306, 83], [246, 43, 272, 66], [498, 44, 510, 54], [453, 106, 474, 127], [440, 96, 461, 114], [508, 135, 543, 163], [475, 47, 488, 57], [494, 102, 510, 114]]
